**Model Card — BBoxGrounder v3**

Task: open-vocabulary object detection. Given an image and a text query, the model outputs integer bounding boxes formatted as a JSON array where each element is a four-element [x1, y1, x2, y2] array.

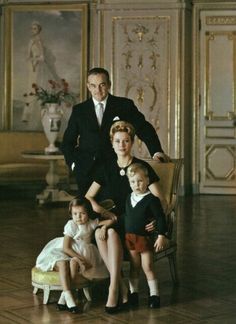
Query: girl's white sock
[[64, 290, 76, 308], [58, 291, 66, 305], [148, 279, 159, 296]]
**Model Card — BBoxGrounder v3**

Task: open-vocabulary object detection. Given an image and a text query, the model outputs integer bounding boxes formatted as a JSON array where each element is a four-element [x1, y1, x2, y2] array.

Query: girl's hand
[[154, 235, 169, 252]]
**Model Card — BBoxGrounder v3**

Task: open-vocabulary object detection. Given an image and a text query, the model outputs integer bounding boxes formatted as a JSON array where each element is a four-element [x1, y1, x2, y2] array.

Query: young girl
[[35, 197, 113, 313], [125, 163, 169, 309]]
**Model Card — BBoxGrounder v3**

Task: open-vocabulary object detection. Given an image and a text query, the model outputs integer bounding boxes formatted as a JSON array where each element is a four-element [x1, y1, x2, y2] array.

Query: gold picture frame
[[3, 3, 88, 132]]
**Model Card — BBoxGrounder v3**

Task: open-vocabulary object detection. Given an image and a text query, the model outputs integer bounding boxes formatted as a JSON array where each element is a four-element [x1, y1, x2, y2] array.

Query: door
[[199, 11, 236, 194]]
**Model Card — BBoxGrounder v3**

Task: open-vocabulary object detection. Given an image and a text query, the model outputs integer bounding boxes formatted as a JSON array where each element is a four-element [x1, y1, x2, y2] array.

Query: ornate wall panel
[[112, 16, 170, 157], [99, 8, 180, 160]]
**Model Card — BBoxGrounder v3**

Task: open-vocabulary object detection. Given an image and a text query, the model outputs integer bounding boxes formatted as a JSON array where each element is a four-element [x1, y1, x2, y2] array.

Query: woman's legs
[[95, 228, 123, 307]]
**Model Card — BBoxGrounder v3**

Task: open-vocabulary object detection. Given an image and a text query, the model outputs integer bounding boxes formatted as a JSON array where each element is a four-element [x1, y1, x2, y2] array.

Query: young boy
[[125, 163, 169, 308]]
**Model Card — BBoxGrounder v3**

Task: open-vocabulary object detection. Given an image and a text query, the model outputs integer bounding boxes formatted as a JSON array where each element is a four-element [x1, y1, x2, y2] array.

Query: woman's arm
[[86, 181, 117, 220], [148, 182, 168, 214]]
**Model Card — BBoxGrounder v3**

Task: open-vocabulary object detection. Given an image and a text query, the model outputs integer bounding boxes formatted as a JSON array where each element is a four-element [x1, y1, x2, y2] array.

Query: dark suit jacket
[[61, 94, 163, 180]]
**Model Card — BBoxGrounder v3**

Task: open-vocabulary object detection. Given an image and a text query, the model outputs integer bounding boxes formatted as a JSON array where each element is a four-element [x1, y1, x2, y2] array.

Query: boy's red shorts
[[125, 233, 153, 253]]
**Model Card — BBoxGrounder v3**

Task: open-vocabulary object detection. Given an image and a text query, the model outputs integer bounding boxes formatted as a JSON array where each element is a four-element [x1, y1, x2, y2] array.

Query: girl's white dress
[[36, 219, 109, 280]]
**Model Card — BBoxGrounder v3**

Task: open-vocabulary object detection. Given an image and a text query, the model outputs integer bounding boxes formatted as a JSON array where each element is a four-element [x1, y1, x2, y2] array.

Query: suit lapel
[[101, 94, 118, 128], [86, 98, 100, 128]]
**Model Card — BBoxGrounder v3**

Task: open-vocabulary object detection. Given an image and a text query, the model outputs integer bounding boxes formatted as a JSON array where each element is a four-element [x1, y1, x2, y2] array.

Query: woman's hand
[[101, 210, 117, 222], [154, 235, 169, 252], [145, 220, 156, 232], [72, 256, 92, 270]]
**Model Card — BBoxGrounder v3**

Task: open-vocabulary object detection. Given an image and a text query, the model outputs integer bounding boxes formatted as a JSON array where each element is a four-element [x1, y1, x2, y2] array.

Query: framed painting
[[3, 3, 88, 132]]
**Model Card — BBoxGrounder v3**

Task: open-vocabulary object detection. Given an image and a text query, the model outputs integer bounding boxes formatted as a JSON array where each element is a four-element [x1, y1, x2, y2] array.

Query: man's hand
[[153, 152, 171, 163]]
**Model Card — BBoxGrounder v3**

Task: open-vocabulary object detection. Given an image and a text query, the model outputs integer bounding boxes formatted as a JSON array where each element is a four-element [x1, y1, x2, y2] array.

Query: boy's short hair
[[126, 163, 149, 178]]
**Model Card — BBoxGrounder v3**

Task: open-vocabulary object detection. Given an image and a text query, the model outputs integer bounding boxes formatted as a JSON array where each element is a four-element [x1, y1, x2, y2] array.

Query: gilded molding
[[205, 31, 236, 120], [205, 145, 235, 180], [206, 16, 236, 26]]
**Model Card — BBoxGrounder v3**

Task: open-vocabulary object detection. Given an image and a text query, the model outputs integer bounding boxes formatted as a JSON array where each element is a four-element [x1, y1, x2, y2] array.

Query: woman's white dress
[[36, 219, 109, 280]]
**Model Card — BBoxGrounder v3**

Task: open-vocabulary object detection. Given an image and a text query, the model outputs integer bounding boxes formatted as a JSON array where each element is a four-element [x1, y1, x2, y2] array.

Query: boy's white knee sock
[[148, 279, 159, 296]]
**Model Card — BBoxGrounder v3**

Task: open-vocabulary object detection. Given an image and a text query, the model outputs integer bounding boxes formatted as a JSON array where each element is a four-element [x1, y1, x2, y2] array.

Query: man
[[61, 67, 169, 196]]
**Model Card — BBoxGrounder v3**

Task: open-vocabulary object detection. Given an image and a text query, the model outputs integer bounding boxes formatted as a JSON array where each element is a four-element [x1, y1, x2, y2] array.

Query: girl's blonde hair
[[69, 197, 94, 218], [127, 163, 149, 179], [110, 121, 135, 142]]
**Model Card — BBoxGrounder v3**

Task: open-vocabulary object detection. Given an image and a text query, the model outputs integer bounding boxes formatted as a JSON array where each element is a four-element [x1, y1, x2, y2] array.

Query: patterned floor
[[0, 194, 235, 323]]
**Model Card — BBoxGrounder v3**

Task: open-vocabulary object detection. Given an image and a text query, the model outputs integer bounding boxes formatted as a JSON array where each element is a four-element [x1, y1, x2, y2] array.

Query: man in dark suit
[[61, 67, 169, 196]]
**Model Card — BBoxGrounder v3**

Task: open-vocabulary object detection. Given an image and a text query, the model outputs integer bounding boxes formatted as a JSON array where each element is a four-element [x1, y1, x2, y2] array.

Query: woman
[[22, 21, 59, 129], [85, 121, 168, 313]]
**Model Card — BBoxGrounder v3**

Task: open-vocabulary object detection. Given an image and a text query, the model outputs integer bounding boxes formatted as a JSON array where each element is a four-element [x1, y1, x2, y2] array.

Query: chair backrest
[[145, 158, 184, 238]]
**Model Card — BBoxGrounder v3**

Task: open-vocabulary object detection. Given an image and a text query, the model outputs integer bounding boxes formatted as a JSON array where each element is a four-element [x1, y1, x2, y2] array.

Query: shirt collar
[[92, 96, 108, 109]]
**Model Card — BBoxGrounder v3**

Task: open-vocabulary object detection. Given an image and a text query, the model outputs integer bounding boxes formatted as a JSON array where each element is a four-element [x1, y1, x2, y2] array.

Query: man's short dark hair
[[88, 67, 110, 83]]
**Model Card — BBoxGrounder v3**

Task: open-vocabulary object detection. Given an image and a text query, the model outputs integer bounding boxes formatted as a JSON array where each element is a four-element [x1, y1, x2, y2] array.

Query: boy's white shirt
[[130, 191, 150, 207]]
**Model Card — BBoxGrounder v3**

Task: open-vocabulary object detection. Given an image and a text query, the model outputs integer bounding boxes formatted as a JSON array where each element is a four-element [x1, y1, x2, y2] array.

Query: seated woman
[[85, 121, 168, 313]]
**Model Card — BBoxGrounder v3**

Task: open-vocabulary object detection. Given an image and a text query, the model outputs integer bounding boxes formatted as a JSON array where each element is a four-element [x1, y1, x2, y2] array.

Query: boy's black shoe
[[148, 295, 160, 308], [129, 292, 139, 307]]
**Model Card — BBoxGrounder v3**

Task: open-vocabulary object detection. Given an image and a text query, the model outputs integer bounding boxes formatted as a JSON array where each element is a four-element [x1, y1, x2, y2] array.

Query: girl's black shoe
[[68, 305, 80, 314], [56, 303, 67, 311]]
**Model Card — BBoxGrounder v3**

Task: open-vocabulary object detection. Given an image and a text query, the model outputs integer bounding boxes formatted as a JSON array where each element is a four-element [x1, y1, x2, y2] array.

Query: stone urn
[[41, 103, 63, 153]]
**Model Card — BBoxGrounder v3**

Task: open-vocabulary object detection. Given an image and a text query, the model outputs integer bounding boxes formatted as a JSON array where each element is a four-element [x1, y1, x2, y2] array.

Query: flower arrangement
[[23, 79, 78, 107]]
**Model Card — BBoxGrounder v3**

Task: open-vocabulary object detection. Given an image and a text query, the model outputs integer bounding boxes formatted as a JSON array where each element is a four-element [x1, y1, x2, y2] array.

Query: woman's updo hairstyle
[[68, 197, 95, 219], [110, 121, 136, 143], [32, 21, 42, 32]]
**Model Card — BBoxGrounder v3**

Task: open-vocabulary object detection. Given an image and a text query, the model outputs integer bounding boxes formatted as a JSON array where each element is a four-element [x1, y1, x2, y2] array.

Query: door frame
[[192, 1, 236, 194]]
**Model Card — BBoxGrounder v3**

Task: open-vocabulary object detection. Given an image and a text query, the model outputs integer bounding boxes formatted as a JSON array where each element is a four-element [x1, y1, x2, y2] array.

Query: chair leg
[[33, 287, 39, 295], [168, 253, 179, 285], [43, 285, 51, 304], [83, 287, 92, 301]]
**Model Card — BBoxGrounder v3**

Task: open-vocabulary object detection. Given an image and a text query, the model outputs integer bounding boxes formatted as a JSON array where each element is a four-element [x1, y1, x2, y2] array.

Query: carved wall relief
[[112, 16, 170, 157]]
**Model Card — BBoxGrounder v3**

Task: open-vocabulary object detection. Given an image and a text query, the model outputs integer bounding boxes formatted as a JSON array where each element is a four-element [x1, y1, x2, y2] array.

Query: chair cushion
[[32, 267, 89, 286]]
